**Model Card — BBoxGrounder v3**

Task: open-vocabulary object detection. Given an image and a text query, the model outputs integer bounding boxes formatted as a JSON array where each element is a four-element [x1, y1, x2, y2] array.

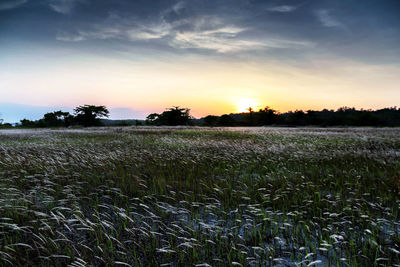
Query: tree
[[74, 105, 109, 127], [41, 110, 72, 127], [247, 107, 254, 125], [285, 110, 306, 125], [218, 114, 236, 126], [0, 116, 12, 128], [20, 119, 37, 127], [161, 106, 192, 125], [203, 115, 219, 126], [146, 113, 160, 125], [256, 106, 278, 125], [146, 107, 192, 126], [0, 123, 12, 128]]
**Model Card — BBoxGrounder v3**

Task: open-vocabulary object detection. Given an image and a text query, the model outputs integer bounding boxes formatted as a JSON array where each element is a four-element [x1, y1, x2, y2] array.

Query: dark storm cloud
[[1, 0, 399, 63]]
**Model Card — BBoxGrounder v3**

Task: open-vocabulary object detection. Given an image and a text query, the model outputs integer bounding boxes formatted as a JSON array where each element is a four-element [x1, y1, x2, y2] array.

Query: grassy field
[[0, 127, 399, 266]]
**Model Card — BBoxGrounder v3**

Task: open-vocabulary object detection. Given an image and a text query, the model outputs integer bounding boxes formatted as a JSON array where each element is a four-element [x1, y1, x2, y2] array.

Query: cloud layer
[[1, 0, 399, 62]]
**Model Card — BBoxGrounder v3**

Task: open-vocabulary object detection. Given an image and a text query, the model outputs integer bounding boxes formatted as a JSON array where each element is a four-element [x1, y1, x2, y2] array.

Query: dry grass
[[0, 127, 399, 266]]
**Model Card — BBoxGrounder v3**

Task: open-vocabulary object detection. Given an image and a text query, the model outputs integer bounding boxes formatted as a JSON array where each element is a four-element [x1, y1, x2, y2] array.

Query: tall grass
[[0, 127, 399, 266]]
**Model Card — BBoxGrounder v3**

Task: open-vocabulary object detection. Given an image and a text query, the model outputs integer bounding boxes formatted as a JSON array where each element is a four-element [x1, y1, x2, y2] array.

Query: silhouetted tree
[[146, 113, 160, 125], [218, 114, 236, 126], [0, 116, 12, 128], [74, 105, 109, 127], [20, 119, 37, 127], [285, 110, 306, 125], [0, 123, 12, 128], [146, 107, 192, 126], [40, 111, 72, 127], [203, 115, 219, 126], [194, 106, 400, 127], [256, 106, 278, 125], [247, 107, 254, 125]]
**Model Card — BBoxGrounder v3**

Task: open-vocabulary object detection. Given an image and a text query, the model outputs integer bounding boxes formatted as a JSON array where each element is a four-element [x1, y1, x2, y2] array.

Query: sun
[[236, 98, 262, 113]]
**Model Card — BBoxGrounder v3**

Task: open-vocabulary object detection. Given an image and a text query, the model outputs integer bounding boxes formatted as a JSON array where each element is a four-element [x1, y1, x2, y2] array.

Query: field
[[0, 127, 399, 266]]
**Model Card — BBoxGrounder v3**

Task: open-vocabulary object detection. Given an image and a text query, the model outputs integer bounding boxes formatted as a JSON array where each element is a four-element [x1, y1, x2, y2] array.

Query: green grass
[[0, 127, 399, 266]]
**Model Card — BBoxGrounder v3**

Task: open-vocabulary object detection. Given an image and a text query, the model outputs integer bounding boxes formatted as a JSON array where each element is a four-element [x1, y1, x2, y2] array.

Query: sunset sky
[[0, 0, 399, 122]]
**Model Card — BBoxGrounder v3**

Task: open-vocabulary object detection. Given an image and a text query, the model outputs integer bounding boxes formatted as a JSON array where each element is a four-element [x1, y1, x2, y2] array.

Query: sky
[[0, 0, 399, 122]]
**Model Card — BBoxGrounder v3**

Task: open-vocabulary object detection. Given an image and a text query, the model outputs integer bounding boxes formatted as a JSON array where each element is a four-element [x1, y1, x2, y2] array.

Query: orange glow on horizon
[[235, 98, 263, 113], [2, 53, 399, 120]]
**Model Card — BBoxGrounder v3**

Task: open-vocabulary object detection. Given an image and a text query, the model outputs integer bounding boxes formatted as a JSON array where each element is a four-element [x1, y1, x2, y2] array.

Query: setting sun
[[236, 98, 263, 113]]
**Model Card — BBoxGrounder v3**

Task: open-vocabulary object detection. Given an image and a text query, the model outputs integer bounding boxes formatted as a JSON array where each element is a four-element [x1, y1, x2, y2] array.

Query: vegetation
[[2, 105, 400, 128], [74, 105, 109, 127], [201, 106, 400, 127], [0, 127, 399, 266], [18, 105, 109, 128], [146, 106, 192, 126], [0, 118, 13, 129]]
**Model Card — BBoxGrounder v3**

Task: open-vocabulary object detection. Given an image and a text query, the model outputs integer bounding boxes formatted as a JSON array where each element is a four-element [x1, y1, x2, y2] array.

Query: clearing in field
[[0, 127, 399, 266]]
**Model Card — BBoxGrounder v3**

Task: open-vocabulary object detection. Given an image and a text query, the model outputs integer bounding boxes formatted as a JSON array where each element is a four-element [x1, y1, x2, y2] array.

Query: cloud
[[171, 1, 186, 14], [261, 38, 314, 49], [54, 3, 315, 54], [56, 31, 86, 42], [168, 14, 314, 53], [56, 17, 313, 54], [171, 26, 264, 53], [161, 1, 189, 23], [316, 10, 342, 27], [56, 23, 170, 43], [268, 5, 297, 13], [0, 0, 27, 11], [163, 15, 265, 53], [171, 26, 314, 53], [49, 0, 83, 14], [127, 23, 171, 40]]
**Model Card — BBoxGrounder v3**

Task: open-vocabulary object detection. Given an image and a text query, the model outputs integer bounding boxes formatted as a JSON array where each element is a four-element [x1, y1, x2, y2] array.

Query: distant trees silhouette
[[19, 105, 109, 128], [218, 114, 237, 126], [199, 106, 400, 127], [36, 110, 73, 127], [0, 116, 12, 128], [146, 106, 192, 126], [203, 115, 219, 126], [11, 104, 400, 128], [20, 118, 38, 127], [254, 106, 278, 125]]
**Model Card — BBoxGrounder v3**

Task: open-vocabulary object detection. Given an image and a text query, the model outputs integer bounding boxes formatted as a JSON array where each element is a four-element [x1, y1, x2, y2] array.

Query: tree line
[[1, 105, 399, 128], [200, 106, 400, 127], [15, 105, 109, 128], [145, 106, 400, 127]]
